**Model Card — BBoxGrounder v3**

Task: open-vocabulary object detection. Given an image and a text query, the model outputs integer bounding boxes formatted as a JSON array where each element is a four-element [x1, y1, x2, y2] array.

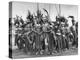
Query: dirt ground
[[12, 47, 78, 59]]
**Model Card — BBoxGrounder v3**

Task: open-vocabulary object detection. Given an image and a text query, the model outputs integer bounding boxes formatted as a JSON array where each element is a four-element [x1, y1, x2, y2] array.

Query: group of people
[[11, 9, 78, 55]]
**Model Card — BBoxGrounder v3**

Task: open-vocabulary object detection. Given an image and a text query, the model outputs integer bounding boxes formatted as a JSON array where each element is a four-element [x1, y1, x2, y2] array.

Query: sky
[[11, 1, 78, 22]]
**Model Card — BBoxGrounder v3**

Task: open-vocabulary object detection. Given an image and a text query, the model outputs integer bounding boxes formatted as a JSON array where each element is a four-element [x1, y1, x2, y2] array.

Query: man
[[25, 31, 35, 54], [69, 16, 76, 47], [15, 33, 25, 50], [55, 29, 62, 52], [75, 22, 78, 48], [61, 23, 69, 50], [41, 31, 49, 54], [48, 30, 56, 54], [23, 32, 32, 54]]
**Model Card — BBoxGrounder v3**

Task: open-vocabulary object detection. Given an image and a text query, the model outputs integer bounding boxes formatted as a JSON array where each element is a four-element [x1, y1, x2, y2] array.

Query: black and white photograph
[[9, 1, 78, 59]]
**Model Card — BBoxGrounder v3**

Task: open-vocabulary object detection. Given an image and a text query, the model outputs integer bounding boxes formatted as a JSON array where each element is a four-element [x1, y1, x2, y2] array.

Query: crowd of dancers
[[9, 9, 78, 55]]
